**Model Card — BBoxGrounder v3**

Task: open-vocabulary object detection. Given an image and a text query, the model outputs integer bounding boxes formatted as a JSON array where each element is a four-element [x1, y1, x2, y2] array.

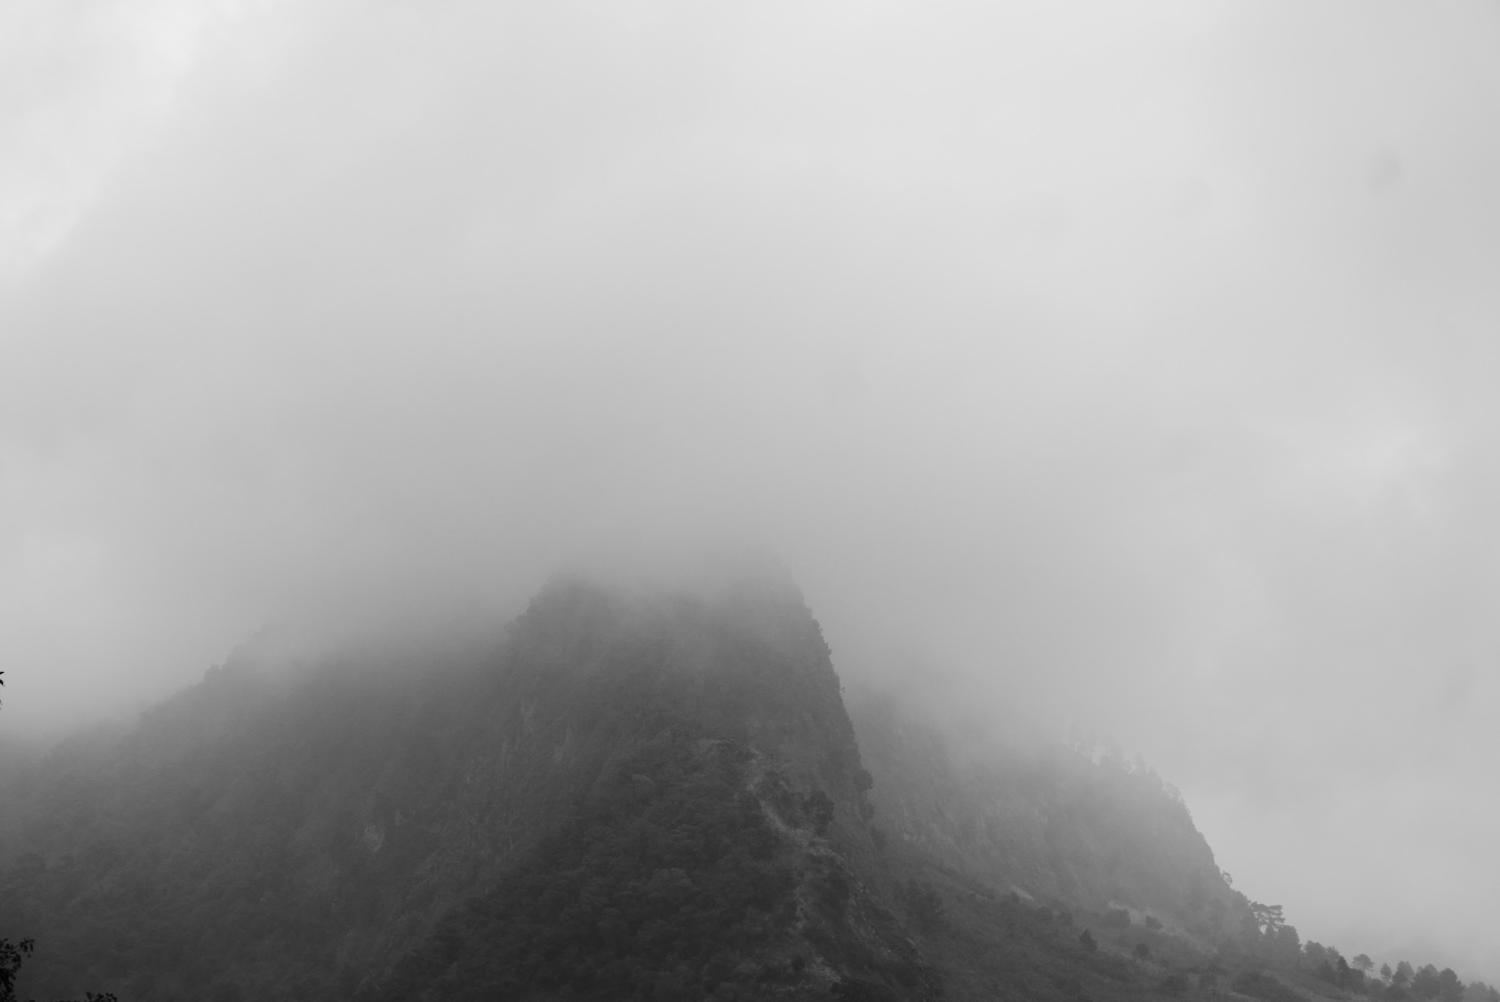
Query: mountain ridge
[[3, 572, 1493, 1002]]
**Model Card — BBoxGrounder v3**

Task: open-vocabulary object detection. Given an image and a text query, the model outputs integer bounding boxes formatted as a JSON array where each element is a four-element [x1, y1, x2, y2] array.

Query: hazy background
[[4, 0, 1499, 980]]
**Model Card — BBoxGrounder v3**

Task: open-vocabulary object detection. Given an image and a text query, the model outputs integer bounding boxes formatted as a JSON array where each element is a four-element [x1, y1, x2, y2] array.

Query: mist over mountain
[[4, 569, 1497, 1001], [6, 0, 1500, 991]]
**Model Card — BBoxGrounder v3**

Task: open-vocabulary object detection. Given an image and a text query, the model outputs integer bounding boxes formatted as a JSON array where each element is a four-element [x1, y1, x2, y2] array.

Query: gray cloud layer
[[4, 0, 1499, 979]]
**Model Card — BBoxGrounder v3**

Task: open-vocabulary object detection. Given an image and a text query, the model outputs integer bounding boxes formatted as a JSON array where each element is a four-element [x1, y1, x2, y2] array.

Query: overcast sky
[[4, 0, 1499, 980]]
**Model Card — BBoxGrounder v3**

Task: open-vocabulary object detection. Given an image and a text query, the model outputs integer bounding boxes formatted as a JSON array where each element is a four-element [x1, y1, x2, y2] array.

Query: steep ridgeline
[[848, 689, 1252, 946], [0, 576, 932, 1002]]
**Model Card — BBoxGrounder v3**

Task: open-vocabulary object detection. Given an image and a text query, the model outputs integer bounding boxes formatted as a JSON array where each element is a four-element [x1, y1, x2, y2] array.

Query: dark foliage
[[0, 938, 117, 1002], [365, 732, 809, 1001], [0, 939, 27, 1002]]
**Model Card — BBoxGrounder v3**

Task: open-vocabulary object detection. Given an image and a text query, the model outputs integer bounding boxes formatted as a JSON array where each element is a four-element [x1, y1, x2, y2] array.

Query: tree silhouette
[[1, 939, 32, 1002], [1250, 900, 1285, 934], [3, 934, 120, 1001]]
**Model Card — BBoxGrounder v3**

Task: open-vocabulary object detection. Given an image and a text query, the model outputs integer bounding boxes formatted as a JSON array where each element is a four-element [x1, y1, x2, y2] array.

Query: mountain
[[3, 570, 1493, 1002], [1, 573, 928, 1000]]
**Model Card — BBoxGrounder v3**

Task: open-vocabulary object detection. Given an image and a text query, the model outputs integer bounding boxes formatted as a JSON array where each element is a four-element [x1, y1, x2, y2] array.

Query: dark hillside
[[0, 575, 929, 1001], [6, 574, 1484, 1002]]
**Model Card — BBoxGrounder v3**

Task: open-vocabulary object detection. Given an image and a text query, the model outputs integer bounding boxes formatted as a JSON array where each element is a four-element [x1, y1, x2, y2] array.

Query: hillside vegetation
[[2, 572, 1495, 1002], [2, 576, 922, 1000]]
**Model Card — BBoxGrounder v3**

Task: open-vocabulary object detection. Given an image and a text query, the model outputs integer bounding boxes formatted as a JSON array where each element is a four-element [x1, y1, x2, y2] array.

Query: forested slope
[[1, 575, 928, 1001], [848, 690, 1245, 936], [4, 572, 1496, 1002], [847, 691, 1500, 1002]]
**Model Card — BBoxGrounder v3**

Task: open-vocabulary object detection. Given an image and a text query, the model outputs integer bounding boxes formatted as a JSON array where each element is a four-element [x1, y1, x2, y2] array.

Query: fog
[[4, 0, 1499, 980]]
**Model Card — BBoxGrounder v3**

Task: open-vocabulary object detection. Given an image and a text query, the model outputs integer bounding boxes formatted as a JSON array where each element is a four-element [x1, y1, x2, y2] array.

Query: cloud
[[0, 0, 277, 281]]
